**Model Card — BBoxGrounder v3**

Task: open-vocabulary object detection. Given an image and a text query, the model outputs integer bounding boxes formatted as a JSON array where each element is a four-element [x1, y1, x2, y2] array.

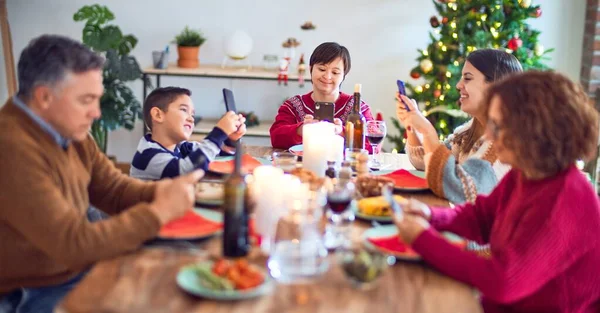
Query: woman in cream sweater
[[397, 49, 522, 204]]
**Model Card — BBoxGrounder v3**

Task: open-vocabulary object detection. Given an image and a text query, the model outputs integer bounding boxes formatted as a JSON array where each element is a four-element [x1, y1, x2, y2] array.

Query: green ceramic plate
[[351, 201, 393, 223], [195, 181, 224, 206], [362, 225, 464, 261], [372, 169, 429, 192], [176, 261, 274, 300], [157, 208, 223, 241], [289, 144, 303, 156]]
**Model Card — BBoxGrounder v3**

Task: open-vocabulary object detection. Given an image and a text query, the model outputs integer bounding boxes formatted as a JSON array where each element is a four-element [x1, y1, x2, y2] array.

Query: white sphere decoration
[[225, 30, 253, 60]]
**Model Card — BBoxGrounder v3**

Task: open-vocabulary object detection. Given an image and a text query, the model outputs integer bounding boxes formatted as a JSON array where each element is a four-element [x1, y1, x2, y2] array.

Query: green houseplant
[[73, 4, 147, 153], [174, 26, 206, 68]]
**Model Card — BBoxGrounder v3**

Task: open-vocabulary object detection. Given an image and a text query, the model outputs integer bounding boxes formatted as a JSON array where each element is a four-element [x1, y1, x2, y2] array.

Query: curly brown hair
[[485, 71, 599, 177]]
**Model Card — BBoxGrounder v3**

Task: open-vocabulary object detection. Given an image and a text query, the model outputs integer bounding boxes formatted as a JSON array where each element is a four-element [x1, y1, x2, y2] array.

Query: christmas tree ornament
[[507, 35, 523, 51], [430, 16, 440, 28], [534, 43, 544, 56], [433, 89, 442, 98], [420, 59, 433, 73], [410, 70, 421, 79], [519, 0, 532, 8], [530, 7, 542, 18], [442, 16, 449, 24]]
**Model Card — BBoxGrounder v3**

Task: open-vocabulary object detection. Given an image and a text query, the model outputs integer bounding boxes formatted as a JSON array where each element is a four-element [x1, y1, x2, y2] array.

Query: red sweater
[[269, 91, 374, 151], [412, 165, 600, 312]]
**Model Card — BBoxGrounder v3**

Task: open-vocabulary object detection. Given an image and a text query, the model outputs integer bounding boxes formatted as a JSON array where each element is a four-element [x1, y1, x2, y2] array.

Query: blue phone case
[[397, 80, 410, 111]]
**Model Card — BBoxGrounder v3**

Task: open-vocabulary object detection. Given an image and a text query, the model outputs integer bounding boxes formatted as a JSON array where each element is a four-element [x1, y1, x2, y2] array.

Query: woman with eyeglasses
[[394, 71, 600, 312], [396, 49, 522, 204]]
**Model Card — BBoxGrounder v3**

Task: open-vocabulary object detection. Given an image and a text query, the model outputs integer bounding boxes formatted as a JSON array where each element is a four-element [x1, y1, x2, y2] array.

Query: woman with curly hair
[[394, 71, 600, 312], [397, 49, 522, 204]]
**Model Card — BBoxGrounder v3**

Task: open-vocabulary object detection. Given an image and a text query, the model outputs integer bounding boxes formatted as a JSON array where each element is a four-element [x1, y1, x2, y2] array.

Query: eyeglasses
[[486, 119, 504, 140]]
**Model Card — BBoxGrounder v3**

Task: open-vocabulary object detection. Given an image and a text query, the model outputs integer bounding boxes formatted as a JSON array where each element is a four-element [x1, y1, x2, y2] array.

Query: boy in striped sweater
[[130, 87, 246, 180]]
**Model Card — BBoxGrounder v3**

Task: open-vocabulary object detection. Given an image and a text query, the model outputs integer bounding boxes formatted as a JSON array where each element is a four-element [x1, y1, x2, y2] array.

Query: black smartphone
[[397, 80, 410, 111], [222, 88, 237, 113], [314, 102, 335, 122]]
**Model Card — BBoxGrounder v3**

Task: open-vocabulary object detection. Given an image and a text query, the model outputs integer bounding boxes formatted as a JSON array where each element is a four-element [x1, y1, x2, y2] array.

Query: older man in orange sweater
[[0, 35, 203, 312]]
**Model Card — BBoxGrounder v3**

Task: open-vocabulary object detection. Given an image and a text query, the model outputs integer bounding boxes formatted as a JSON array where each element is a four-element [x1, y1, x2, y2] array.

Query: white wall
[[1, 0, 586, 161]]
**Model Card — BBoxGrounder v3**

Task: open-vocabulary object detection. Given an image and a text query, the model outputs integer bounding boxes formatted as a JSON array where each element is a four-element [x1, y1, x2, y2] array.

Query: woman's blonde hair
[[453, 49, 523, 155]]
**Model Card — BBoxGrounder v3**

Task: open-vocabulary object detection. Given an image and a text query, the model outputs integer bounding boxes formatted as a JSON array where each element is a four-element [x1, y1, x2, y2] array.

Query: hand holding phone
[[397, 80, 410, 111], [314, 102, 335, 122]]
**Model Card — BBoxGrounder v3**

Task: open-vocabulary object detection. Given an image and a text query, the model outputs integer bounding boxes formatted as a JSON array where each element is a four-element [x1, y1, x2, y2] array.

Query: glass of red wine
[[325, 180, 355, 249], [366, 120, 387, 169]]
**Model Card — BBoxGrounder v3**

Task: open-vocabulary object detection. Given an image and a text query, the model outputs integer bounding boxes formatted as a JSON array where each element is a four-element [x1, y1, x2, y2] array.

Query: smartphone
[[222, 88, 237, 113], [397, 80, 410, 111], [314, 102, 335, 122]]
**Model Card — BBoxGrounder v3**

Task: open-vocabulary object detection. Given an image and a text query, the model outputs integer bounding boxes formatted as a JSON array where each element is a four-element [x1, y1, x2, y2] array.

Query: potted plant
[[174, 26, 206, 68], [73, 4, 148, 153]]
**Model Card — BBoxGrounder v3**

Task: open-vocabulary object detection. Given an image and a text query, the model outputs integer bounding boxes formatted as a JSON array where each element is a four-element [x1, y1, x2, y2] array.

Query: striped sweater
[[130, 128, 228, 180], [406, 120, 510, 204], [269, 91, 374, 151]]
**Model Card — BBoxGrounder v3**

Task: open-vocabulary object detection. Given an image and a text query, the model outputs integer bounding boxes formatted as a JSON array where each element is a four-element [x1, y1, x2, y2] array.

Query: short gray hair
[[17, 34, 105, 99]]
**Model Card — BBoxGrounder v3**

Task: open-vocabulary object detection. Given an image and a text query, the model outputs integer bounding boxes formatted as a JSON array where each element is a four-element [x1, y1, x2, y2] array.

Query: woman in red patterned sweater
[[394, 71, 600, 312], [269, 42, 374, 150]]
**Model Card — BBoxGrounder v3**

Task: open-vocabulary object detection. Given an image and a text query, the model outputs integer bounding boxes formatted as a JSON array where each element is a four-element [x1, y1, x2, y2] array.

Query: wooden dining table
[[56, 145, 483, 313]]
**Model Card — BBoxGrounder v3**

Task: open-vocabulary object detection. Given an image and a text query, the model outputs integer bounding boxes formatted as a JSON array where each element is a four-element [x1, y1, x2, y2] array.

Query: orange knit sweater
[[0, 100, 161, 295]]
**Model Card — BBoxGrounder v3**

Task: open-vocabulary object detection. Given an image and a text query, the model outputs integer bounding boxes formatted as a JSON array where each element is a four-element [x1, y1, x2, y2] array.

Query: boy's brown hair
[[143, 86, 191, 131]]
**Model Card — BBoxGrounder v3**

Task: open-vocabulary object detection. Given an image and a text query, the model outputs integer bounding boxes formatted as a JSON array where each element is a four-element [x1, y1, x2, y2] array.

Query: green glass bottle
[[345, 83, 366, 150], [222, 141, 250, 257]]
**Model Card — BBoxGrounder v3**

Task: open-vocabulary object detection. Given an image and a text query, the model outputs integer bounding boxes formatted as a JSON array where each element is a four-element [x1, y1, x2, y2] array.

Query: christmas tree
[[388, 0, 552, 151]]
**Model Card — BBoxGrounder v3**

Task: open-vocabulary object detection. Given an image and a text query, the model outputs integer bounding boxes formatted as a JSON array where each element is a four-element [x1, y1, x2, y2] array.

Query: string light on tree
[[415, 85, 424, 93], [534, 43, 545, 56], [439, 95, 446, 101]]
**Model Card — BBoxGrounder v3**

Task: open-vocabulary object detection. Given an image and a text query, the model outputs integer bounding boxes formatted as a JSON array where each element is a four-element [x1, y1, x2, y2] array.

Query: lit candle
[[303, 122, 335, 177], [327, 135, 344, 168]]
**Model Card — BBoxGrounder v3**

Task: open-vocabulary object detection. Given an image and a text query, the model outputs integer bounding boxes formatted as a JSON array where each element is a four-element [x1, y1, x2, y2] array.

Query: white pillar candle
[[327, 135, 345, 168], [303, 122, 335, 177]]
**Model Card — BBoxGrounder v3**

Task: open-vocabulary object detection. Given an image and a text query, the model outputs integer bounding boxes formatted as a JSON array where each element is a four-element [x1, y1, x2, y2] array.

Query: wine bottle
[[345, 83, 366, 150], [222, 141, 250, 258]]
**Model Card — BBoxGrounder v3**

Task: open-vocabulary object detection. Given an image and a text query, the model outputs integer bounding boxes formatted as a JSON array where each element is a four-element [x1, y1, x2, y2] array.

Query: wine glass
[[366, 121, 387, 169], [324, 179, 355, 249]]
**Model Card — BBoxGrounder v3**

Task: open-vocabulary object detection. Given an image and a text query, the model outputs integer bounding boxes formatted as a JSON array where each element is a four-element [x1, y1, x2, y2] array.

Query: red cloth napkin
[[381, 169, 429, 189], [159, 210, 262, 245], [368, 234, 467, 257], [208, 154, 262, 174], [159, 210, 223, 239], [368, 235, 418, 257]]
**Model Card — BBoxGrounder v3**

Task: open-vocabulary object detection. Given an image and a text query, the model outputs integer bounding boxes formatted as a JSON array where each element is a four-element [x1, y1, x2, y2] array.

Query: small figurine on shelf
[[298, 54, 306, 87], [278, 58, 290, 86]]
